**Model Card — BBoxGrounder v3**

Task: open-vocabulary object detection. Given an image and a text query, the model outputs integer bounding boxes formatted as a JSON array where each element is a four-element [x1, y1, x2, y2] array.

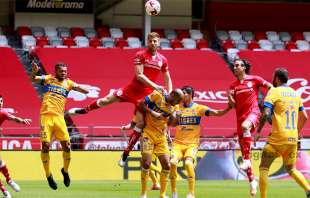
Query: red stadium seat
[[285, 41, 297, 50], [170, 39, 183, 49], [63, 37, 76, 47], [221, 39, 235, 52], [247, 40, 260, 50], [115, 38, 128, 48], [254, 31, 267, 41], [89, 37, 101, 48], [176, 29, 190, 40], [196, 39, 208, 49], [292, 32, 304, 41], [36, 36, 49, 47], [17, 26, 32, 37], [152, 29, 165, 38], [70, 27, 84, 38], [122, 28, 139, 39]]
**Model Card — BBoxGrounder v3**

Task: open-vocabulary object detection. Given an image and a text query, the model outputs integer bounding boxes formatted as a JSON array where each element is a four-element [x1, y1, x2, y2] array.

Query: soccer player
[[31, 62, 89, 190], [169, 86, 232, 198], [140, 89, 184, 198], [68, 32, 173, 166], [120, 121, 161, 190], [228, 59, 272, 196], [0, 95, 30, 198], [256, 68, 310, 198]]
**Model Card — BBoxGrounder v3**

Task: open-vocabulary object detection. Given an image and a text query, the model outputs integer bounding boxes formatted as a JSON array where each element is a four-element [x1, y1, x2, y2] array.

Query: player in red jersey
[[0, 95, 32, 198], [68, 32, 173, 166], [228, 59, 272, 196]]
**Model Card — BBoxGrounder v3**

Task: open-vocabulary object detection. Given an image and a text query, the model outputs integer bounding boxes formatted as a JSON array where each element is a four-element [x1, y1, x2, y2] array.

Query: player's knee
[[161, 161, 170, 170], [241, 123, 250, 132], [285, 165, 295, 174], [142, 160, 151, 169], [170, 157, 178, 165], [62, 142, 71, 152], [41, 142, 50, 152]]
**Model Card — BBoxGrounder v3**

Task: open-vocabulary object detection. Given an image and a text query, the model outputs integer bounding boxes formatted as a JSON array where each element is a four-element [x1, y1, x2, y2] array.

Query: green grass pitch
[[7, 180, 306, 198]]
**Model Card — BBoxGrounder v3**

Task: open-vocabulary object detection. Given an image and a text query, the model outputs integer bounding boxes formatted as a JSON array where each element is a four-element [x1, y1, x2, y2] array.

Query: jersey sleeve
[[198, 105, 210, 116], [145, 91, 160, 108], [264, 88, 277, 110], [67, 79, 78, 91], [42, 75, 52, 85], [134, 51, 145, 65], [254, 75, 269, 88], [299, 97, 305, 111]]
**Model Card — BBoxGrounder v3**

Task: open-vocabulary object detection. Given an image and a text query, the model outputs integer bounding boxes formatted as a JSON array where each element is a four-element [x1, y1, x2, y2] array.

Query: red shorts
[[113, 83, 153, 107], [237, 112, 260, 138]]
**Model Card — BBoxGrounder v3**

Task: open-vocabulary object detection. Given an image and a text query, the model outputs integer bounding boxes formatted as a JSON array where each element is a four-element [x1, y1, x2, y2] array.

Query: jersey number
[[285, 110, 296, 129]]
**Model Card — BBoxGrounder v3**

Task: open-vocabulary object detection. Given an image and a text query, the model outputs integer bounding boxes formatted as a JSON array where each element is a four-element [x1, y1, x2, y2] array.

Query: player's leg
[[157, 154, 170, 198], [40, 115, 57, 190], [68, 92, 121, 115], [56, 116, 72, 187], [0, 179, 10, 198], [119, 110, 144, 166], [259, 144, 278, 198], [0, 158, 20, 192], [282, 144, 310, 196], [184, 145, 198, 198], [169, 143, 183, 198], [149, 165, 160, 190], [140, 134, 154, 197]]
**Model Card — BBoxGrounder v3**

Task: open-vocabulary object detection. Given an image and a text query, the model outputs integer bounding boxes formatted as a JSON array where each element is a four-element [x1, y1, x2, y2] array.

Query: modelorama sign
[[15, 0, 94, 13]]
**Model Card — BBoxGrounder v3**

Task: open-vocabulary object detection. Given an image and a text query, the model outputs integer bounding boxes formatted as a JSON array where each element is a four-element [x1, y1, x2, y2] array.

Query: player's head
[[0, 95, 3, 108], [147, 32, 160, 53], [273, 68, 288, 87], [181, 85, 194, 104], [167, 88, 184, 105], [55, 62, 67, 80], [233, 59, 251, 76]]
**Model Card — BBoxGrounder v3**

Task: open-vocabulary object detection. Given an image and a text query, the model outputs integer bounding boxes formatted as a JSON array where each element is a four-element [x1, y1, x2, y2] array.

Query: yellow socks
[[149, 170, 158, 185], [170, 164, 177, 193], [63, 151, 71, 173], [185, 160, 195, 195], [289, 168, 310, 192], [41, 152, 51, 177], [141, 168, 149, 195], [259, 168, 269, 198], [160, 169, 170, 197]]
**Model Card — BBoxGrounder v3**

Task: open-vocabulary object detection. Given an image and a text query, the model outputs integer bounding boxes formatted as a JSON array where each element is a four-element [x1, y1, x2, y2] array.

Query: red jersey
[[229, 75, 268, 119], [131, 49, 168, 91], [0, 109, 9, 126]]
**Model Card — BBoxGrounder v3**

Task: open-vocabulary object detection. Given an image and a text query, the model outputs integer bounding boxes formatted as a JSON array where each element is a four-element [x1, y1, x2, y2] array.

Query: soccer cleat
[[118, 153, 128, 167], [186, 193, 195, 198], [47, 174, 57, 190], [67, 108, 88, 116], [171, 192, 178, 198], [239, 159, 252, 171], [61, 168, 71, 187], [7, 180, 20, 192], [2, 190, 11, 198], [250, 180, 258, 196], [306, 190, 310, 198], [150, 183, 160, 190]]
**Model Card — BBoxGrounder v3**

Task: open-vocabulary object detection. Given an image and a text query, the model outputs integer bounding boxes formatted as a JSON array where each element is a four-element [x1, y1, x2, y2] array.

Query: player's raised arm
[[72, 84, 89, 94], [7, 113, 32, 125], [31, 61, 47, 84], [298, 107, 308, 135], [208, 104, 232, 117]]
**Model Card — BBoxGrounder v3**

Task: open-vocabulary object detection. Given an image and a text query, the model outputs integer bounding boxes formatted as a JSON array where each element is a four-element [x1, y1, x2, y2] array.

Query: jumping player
[[228, 59, 272, 196], [68, 32, 173, 166]]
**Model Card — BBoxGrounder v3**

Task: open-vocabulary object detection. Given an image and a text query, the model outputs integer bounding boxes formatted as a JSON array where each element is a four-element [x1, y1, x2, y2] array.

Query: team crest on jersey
[[247, 82, 253, 88]]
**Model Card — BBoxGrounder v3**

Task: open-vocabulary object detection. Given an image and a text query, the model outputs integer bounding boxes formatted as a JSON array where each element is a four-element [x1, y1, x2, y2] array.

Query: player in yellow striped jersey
[[256, 68, 310, 198], [31, 62, 89, 190], [169, 86, 232, 198], [140, 89, 184, 198]]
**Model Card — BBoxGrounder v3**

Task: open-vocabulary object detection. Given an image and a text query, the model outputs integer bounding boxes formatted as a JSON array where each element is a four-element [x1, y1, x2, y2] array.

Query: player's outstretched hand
[[23, 118, 32, 125]]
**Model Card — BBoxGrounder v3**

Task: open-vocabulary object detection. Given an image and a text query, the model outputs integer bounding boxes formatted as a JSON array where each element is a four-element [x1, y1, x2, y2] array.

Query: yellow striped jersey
[[174, 102, 210, 145], [40, 75, 77, 116], [264, 85, 304, 145]]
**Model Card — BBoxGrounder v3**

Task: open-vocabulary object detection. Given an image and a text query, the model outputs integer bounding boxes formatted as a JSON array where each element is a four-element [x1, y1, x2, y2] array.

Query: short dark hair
[[0, 95, 2, 98], [234, 58, 251, 74], [55, 62, 67, 70], [274, 68, 288, 83], [181, 85, 194, 99]]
